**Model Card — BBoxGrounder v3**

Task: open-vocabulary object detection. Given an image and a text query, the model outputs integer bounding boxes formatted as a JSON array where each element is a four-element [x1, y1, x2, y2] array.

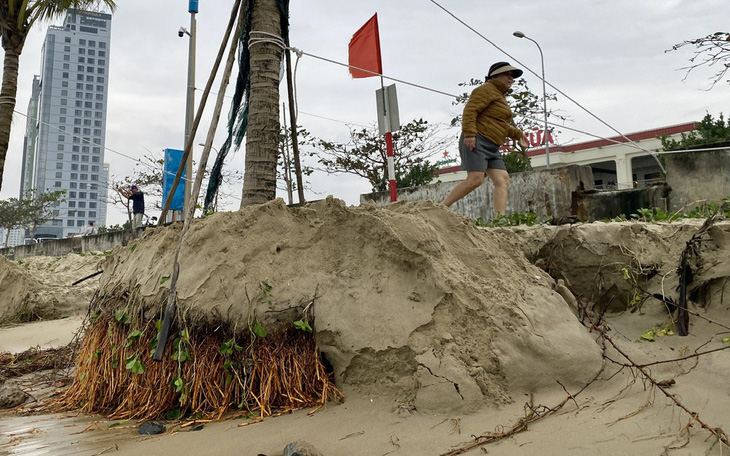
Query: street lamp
[[513, 31, 550, 169], [179, 1, 198, 218]]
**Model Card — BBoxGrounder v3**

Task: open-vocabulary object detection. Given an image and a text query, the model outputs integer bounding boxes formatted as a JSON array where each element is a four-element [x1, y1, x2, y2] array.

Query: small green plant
[[124, 354, 145, 374], [640, 324, 675, 342], [475, 212, 538, 227], [113, 310, 130, 324], [631, 207, 680, 222], [220, 338, 243, 356], [171, 329, 191, 362], [252, 321, 267, 338], [125, 329, 143, 348], [293, 320, 313, 333]]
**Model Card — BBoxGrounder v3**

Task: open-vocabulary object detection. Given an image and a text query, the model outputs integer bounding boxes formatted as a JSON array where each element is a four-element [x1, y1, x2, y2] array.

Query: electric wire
[[428, 0, 666, 171]]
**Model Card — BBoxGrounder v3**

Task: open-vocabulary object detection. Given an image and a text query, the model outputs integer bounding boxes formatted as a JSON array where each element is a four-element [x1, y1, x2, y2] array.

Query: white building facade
[[435, 123, 696, 190], [28, 8, 112, 239]]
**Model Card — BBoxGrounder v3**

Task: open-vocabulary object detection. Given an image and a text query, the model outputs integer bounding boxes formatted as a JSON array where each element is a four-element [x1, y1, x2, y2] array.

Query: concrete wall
[[0, 228, 142, 261], [665, 148, 730, 212], [361, 164, 595, 222]]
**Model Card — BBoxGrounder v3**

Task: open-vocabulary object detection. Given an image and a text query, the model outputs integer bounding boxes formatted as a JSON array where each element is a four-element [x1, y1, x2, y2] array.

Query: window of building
[[91, 174, 99, 181], [54, 181, 61, 187], [82, 146, 90, 152], [84, 102, 92, 108], [98, 59, 105, 66], [79, 48, 85, 55], [100, 42, 106, 48], [94, 103, 102, 109], [90, 202, 97, 209], [88, 58, 95, 64], [92, 138, 101, 145], [75, 100, 82, 107], [63, 55, 70, 61], [86, 75, 94, 82], [96, 77, 104, 83], [75, 109, 82, 116], [55, 172, 62, 178], [77, 74, 84, 80], [80, 164, 88, 171], [86, 84, 93, 90], [85, 111, 92, 117], [73, 127, 81, 134], [72, 146, 79, 152], [58, 135, 65, 142], [77, 65, 84, 72], [97, 68, 105, 74], [78, 202, 86, 208], [79, 192, 87, 199], [91, 165, 99, 172], [75, 91, 82, 98], [83, 128, 91, 135], [74, 119, 81, 125], [57, 144, 64, 151], [79, 39, 86, 45], [94, 112, 102, 118], [90, 184, 98, 190], [87, 66, 93, 73], [70, 182, 77, 189], [88, 49, 96, 56], [90, 193, 97, 200], [93, 129, 101, 136], [89, 212, 96, 218], [61, 99, 67, 105], [91, 156, 100, 163], [94, 121, 102, 127], [72, 154, 79, 161], [64, 46, 70, 52], [71, 164, 78, 171], [57, 153, 64, 159], [62, 72, 69, 79], [70, 174, 78, 181], [67, 220, 75, 227], [77, 220, 85, 227], [78, 57, 85, 63], [60, 108, 67, 114], [56, 162, 63, 169], [59, 116, 66, 123], [81, 155, 89, 162], [62, 81, 69, 88], [96, 85, 103, 91], [95, 94, 103, 101], [89, 41, 96, 47], [85, 93, 93, 100], [65, 37, 71, 43], [63, 63, 70, 70], [80, 174, 88, 181]]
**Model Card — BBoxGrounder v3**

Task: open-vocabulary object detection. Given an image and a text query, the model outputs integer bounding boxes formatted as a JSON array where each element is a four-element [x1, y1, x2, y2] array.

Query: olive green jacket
[[462, 79, 523, 146]]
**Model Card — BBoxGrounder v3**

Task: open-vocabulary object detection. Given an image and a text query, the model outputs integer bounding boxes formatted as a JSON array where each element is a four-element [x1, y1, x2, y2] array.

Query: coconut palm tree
[[240, 0, 283, 206], [0, 0, 117, 192]]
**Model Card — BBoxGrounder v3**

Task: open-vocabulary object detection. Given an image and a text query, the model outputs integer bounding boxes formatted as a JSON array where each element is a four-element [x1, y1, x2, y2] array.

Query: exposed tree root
[[53, 318, 342, 421], [0, 345, 75, 380]]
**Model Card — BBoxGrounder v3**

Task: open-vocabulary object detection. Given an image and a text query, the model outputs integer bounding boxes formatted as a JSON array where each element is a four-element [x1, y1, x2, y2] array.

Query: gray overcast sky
[[2, 0, 728, 225]]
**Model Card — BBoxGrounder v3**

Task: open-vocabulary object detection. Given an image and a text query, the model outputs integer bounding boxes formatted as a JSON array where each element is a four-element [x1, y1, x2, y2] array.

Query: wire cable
[[428, 0, 666, 171]]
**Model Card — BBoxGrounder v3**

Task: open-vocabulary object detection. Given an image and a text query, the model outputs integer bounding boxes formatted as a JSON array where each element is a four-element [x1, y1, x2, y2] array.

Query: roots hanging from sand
[[56, 318, 342, 421]]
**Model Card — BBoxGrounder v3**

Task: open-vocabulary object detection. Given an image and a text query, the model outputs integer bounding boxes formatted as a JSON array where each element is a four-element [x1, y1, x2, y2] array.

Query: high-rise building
[[29, 8, 112, 238], [20, 75, 41, 199]]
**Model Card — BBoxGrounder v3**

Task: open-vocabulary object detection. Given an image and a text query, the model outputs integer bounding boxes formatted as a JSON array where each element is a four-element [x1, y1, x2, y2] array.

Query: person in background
[[79, 221, 96, 236], [119, 184, 145, 229], [442, 62, 529, 217]]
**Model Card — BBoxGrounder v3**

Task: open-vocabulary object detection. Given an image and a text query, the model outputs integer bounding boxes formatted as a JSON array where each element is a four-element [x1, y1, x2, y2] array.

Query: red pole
[[385, 131, 396, 202]]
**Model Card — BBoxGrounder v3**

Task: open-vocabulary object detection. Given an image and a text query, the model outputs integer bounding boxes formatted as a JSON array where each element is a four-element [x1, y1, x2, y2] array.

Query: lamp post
[[513, 31, 550, 169], [180, 1, 198, 219]]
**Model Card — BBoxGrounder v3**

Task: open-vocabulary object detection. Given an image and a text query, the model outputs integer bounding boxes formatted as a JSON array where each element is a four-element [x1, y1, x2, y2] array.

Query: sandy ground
[[0, 206, 728, 456]]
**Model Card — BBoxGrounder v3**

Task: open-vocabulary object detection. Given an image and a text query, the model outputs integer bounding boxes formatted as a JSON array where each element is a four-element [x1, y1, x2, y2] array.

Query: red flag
[[348, 14, 382, 78]]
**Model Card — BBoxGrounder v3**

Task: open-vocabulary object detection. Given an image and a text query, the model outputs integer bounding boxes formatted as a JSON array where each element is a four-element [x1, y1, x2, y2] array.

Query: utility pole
[[183, 0, 198, 218]]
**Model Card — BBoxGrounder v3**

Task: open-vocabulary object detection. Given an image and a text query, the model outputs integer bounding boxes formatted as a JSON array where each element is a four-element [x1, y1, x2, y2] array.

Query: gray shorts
[[459, 133, 506, 171]]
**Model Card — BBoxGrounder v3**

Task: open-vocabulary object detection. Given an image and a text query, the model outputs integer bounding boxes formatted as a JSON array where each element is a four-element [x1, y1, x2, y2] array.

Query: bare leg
[[486, 168, 509, 216], [442, 171, 485, 207]]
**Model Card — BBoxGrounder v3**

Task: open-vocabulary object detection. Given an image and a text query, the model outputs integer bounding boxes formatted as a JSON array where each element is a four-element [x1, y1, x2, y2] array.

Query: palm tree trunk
[[0, 43, 23, 193], [241, 0, 282, 206]]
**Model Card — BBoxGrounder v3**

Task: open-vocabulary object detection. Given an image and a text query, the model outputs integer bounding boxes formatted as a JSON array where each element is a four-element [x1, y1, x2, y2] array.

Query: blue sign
[[163, 148, 186, 211], [189, 0, 199, 13]]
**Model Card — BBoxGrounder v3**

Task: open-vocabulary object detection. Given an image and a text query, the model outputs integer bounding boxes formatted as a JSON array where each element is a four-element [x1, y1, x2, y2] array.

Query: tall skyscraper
[[28, 8, 112, 238]]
